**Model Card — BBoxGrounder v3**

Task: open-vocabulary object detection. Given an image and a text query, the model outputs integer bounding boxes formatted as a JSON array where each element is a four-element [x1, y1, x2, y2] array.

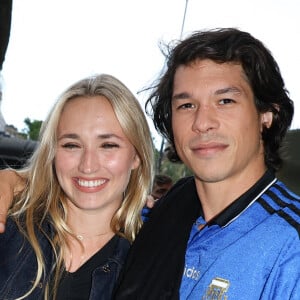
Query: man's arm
[[0, 169, 25, 232], [264, 239, 300, 299]]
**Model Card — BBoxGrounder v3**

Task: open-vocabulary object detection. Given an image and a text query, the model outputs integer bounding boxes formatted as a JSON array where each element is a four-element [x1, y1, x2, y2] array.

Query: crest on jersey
[[202, 277, 230, 300]]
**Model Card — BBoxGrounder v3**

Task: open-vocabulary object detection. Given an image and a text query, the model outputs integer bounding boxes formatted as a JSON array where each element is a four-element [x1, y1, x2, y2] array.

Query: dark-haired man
[[115, 28, 300, 299]]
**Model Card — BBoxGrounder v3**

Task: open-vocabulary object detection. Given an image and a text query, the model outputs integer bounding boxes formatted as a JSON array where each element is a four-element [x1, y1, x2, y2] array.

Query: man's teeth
[[78, 179, 106, 187]]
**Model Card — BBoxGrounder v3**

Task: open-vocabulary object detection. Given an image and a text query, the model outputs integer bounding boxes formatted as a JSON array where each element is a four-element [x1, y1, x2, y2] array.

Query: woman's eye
[[62, 143, 79, 149], [102, 143, 119, 149]]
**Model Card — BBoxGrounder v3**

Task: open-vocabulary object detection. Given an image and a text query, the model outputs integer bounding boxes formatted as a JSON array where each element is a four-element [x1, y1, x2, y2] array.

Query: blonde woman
[[0, 74, 153, 299]]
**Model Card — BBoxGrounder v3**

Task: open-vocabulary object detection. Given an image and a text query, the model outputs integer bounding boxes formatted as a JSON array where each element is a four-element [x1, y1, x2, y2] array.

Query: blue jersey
[[180, 177, 300, 299]]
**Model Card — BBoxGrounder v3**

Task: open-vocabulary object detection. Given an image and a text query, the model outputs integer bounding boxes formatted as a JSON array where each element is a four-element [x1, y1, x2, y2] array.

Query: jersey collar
[[204, 169, 276, 227]]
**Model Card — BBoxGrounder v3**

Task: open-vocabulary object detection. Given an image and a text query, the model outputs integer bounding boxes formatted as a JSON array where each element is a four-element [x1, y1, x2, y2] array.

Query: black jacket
[[0, 217, 130, 299], [114, 177, 201, 300]]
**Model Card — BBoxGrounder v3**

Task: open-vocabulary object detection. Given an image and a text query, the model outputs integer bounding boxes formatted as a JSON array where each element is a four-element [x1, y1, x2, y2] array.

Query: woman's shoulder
[[0, 217, 29, 263], [0, 217, 21, 241], [113, 235, 131, 257]]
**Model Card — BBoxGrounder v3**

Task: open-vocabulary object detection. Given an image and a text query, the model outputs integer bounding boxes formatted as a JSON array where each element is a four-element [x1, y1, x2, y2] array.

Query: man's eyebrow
[[172, 92, 191, 101], [214, 86, 242, 95], [172, 87, 242, 101]]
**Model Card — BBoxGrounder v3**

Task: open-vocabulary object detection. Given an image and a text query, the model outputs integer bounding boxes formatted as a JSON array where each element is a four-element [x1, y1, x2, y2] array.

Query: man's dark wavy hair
[[145, 28, 294, 171]]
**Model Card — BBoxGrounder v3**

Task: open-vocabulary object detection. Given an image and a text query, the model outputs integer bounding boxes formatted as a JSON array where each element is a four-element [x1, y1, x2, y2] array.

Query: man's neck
[[195, 168, 267, 222]]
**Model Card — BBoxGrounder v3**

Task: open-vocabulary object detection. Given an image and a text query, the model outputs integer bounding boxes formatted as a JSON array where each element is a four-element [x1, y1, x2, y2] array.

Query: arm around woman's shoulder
[[0, 168, 26, 233]]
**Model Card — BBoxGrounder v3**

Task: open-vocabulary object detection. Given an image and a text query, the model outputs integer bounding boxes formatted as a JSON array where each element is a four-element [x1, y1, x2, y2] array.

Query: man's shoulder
[[260, 179, 300, 238], [153, 176, 196, 207], [168, 176, 195, 194]]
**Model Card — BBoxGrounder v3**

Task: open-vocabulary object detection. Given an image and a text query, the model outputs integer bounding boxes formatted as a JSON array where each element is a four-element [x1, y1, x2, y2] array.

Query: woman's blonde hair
[[9, 74, 154, 299]]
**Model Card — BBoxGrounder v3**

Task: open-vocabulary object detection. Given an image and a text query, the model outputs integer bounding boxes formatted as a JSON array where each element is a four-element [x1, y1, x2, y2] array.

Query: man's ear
[[261, 111, 273, 129], [261, 104, 279, 129]]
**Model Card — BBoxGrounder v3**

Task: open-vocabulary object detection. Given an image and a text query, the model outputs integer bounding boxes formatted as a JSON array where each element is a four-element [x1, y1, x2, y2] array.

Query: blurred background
[[0, 0, 299, 192]]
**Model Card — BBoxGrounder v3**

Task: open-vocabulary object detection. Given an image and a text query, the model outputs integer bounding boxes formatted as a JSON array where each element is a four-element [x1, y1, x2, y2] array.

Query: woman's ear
[[131, 154, 141, 170]]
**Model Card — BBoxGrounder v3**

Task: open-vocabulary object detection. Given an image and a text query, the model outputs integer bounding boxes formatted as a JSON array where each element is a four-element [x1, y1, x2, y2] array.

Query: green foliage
[[23, 118, 43, 141], [154, 138, 192, 183], [159, 158, 193, 183]]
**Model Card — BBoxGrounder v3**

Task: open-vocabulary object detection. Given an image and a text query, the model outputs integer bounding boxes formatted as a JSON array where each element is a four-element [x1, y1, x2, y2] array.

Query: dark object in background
[[277, 129, 300, 194], [0, 136, 37, 169], [0, 0, 13, 71]]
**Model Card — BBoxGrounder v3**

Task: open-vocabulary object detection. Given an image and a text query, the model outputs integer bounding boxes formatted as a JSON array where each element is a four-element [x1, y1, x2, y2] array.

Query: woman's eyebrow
[[57, 133, 123, 140]]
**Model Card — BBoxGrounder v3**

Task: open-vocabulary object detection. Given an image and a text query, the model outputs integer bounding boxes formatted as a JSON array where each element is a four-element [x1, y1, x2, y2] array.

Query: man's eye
[[219, 98, 234, 105], [177, 103, 194, 110]]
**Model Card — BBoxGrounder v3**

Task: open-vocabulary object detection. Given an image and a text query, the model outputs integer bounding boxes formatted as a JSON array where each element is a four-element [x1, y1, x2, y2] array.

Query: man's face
[[171, 59, 272, 186]]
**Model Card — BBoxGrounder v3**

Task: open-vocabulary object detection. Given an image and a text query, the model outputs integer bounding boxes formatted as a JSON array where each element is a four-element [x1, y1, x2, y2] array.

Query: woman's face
[[55, 96, 140, 214]]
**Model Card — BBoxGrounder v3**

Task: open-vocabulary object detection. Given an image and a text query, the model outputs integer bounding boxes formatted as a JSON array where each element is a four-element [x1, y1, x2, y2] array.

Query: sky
[[1, 0, 300, 147]]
